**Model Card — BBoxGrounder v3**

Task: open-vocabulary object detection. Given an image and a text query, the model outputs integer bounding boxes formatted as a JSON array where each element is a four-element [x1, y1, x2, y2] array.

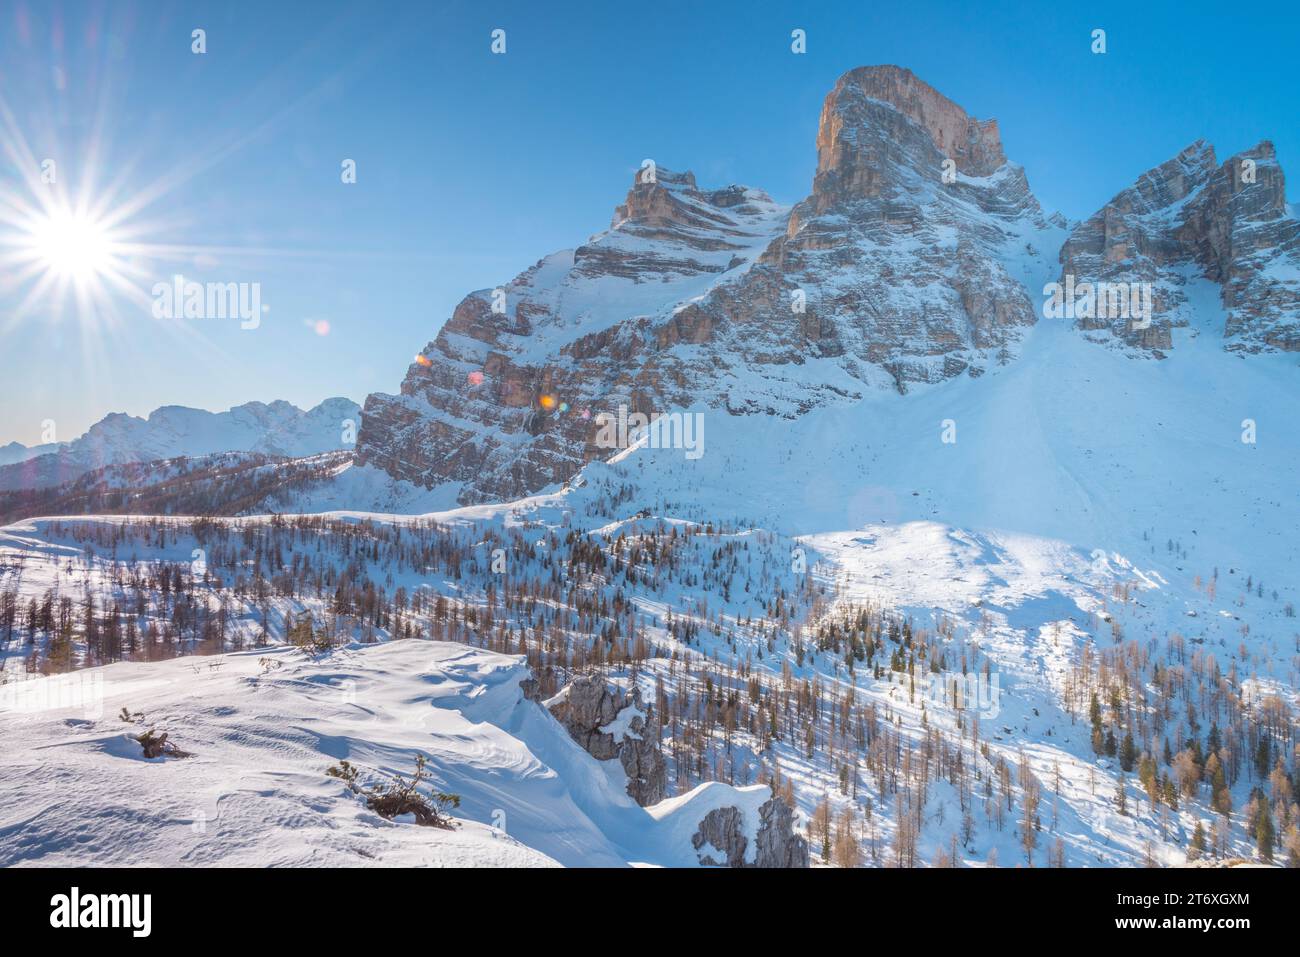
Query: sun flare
[[26, 207, 117, 283]]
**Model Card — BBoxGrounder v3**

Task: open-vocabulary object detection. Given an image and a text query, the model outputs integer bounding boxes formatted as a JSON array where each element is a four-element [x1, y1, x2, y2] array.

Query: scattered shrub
[[327, 754, 459, 828], [135, 728, 191, 759]]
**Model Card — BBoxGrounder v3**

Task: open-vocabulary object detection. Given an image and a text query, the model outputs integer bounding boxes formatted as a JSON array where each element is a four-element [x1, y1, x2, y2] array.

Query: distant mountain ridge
[[0, 397, 360, 492]]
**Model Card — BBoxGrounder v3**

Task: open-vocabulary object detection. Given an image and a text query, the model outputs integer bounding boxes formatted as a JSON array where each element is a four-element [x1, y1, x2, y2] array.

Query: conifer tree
[[1188, 819, 1206, 862], [1120, 732, 1137, 772]]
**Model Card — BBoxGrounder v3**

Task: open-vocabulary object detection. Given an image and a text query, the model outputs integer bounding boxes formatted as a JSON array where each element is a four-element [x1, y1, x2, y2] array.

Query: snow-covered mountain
[[354, 65, 1298, 510], [2, 64, 1297, 871], [354, 169, 792, 504], [0, 397, 361, 492], [356, 65, 1068, 505], [0, 440, 60, 467]]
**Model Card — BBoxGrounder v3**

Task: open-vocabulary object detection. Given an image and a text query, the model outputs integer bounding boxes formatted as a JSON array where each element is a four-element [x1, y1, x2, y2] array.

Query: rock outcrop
[[1058, 140, 1300, 353], [692, 795, 809, 868], [544, 674, 666, 806]]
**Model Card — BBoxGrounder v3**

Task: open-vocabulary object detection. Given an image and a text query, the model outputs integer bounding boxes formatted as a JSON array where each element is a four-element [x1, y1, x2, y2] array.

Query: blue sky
[[0, 0, 1296, 446]]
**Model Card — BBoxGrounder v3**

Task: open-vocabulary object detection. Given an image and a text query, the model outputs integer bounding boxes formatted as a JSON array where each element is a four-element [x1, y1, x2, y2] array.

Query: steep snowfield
[[585, 280, 1300, 586], [0, 639, 800, 867]]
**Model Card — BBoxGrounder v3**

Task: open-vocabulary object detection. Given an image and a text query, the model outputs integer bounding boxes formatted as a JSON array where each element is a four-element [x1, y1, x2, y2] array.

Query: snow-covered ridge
[[0, 397, 361, 493]]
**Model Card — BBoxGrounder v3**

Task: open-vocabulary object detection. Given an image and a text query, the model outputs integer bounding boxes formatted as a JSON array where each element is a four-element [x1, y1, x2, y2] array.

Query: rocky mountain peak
[[1128, 140, 1217, 213], [611, 166, 696, 227], [1059, 137, 1298, 353], [609, 165, 778, 245], [818, 65, 1007, 183], [795, 64, 1042, 229]]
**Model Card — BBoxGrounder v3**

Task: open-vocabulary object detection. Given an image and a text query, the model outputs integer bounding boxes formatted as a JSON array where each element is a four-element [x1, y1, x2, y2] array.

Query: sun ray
[[0, 12, 418, 378]]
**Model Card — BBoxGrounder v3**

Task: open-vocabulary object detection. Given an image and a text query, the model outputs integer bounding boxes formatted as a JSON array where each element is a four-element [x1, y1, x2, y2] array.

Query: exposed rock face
[[354, 168, 789, 503], [354, 65, 1058, 503], [809, 64, 1009, 205], [544, 674, 666, 806], [1058, 140, 1300, 353], [752, 64, 1049, 390], [692, 796, 809, 868]]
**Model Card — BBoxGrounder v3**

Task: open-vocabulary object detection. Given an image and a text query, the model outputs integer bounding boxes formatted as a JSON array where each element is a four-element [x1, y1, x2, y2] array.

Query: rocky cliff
[[1058, 139, 1299, 353], [541, 674, 667, 807], [735, 64, 1052, 392]]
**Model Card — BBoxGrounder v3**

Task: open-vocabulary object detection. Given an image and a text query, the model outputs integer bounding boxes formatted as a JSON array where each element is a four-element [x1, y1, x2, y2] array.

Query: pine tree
[[813, 796, 832, 863], [1249, 790, 1276, 862], [1188, 820, 1206, 862], [1120, 732, 1137, 772], [1254, 735, 1271, 780]]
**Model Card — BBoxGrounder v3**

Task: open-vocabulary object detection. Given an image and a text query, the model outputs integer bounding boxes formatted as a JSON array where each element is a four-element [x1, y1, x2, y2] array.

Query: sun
[[26, 207, 117, 283], [0, 191, 145, 330]]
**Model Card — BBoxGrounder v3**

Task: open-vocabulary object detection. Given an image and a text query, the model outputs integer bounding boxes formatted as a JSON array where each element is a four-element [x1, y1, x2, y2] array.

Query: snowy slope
[[572, 270, 1300, 587], [0, 639, 801, 868]]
